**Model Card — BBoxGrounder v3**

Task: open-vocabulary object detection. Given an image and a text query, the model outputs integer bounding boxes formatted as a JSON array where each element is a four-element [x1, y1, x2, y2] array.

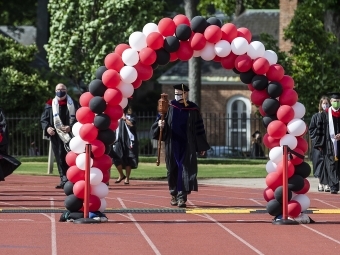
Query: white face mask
[[322, 103, 329, 110], [175, 94, 183, 101]]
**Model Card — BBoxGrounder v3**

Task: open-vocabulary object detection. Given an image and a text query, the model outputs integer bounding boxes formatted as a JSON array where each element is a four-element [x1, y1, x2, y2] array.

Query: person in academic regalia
[[111, 103, 139, 185], [150, 84, 210, 208], [313, 92, 340, 194], [250, 130, 265, 159], [309, 96, 330, 192], [0, 108, 21, 181]]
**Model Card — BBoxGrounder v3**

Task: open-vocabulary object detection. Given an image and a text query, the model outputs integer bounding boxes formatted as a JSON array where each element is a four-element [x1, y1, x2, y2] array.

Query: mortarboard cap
[[328, 92, 340, 99], [173, 84, 189, 92], [252, 130, 261, 138]]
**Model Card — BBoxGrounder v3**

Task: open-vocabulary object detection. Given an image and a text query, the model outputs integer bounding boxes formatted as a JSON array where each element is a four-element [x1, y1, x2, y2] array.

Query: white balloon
[[122, 48, 139, 66], [119, 97, 128, 108], [279, 134, 298, 150], [116, 81, 134, 98], [231, 37, 249, 55], [214, 40, 231, 57], [90, 167, 103, 185], [193, 50, 201, 57], [120, 66, 138, 84], [75, 153, 93, 170], [269, 146, 283, 164], [247, 41, 265, 59], [98, 198, 107, 212], [263, 50, 278, 65], [72, 122, 83, 137], [91, 182, 109, 199], [129, 31, 147, 51], [292, 102, 306, 119], [69, 136, 87, 154], [142, 22, 159, 36], [201, 42, 216, 61], [266, 160, 277, 174], [287, 119, 306, 137], [292, 194, 310, 212]]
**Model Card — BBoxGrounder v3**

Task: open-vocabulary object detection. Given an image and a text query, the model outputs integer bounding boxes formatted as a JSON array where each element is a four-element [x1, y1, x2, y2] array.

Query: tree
[[46, 0, 165, 89], [0, 0, 37, 25]]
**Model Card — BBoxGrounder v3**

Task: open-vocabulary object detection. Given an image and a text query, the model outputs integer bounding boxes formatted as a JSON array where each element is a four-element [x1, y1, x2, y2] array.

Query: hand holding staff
[[156, 93, 169, 166]]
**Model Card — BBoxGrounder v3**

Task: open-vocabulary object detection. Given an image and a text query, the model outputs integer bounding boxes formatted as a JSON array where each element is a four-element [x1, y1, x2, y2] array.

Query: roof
[[0, 26, 36, 45]]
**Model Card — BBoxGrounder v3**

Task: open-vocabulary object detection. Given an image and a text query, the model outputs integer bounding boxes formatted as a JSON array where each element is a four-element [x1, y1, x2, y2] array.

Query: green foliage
[[46, 0, 166, 87], [0, 0, 37, 25]]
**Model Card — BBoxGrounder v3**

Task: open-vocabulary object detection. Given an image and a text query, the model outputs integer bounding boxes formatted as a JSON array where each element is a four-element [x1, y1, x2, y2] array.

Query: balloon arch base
[[272, 219, 299, 225], [73, 218, 101, 224]]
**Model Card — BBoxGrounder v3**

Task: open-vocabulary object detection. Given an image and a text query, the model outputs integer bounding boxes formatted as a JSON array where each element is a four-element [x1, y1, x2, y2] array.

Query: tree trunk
[[184, 0, 202, 107], [324, 10, 340, 42], [235, 0, 245, 17]]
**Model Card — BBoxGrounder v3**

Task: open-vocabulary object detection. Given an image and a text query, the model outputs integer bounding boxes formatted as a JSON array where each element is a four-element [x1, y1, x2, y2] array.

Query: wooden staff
[[156, 93, 169, 166]]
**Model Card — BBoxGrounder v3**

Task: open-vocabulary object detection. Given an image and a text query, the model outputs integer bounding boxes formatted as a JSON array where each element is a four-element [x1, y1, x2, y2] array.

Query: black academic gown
[[313, 108, 340, 190], [309, 112, 324, 178], [250, 138, 265, 159], [150, 100, 210, 194]]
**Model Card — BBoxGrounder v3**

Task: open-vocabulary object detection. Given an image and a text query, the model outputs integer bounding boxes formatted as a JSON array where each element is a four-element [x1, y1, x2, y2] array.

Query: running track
[[1, 174, 340, 255]]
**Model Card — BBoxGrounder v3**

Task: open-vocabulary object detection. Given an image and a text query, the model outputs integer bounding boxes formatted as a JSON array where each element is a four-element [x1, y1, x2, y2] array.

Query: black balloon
[[64, 194, 83, 212], [89, 79, 107, 97], [105, 144, 112, 155], [95, 66, 107, 80], [175, 24, 192, 41], [294, 162, 311, 179], [155, 48, 170, 65], [263, 115, 277, 128], [207, 17, 222, 27], [274, 186, 292, 203], [151, 62, 159, 70], [267, 81, 283, 98], [252, 75, 268, 90], [94, 113, 111, 130], [190, 16, 208, 33], [89, 96, 107, 114], [262, 98, 280, 116], [97, 129, 115, 145], [63, 181, 74, 196], [163, 36, 180, 53], [240, 69, 256, 84], [266, 199, 282, 217], [232, 67, 240, 74], [288, 174, 305, 191]]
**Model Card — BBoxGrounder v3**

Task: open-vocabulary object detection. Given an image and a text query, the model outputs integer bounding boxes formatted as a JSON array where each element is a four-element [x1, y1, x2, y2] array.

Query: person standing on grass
[[150, 84, 210, 208]]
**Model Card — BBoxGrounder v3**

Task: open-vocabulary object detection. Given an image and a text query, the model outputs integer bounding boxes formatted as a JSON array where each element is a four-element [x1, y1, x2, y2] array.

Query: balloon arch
[[63, 14, 311, 219]]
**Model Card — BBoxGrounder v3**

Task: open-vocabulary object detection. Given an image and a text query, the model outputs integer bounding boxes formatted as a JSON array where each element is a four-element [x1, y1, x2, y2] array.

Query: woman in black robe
[[250, 131, 265, 159]]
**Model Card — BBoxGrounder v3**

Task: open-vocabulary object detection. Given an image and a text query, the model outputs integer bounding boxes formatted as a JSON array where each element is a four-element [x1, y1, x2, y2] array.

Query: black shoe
[[55, 184, 64, 189], [177, 199, 186, 208], [331, 190, 338, 194], [170, 196, 177, 206], [114, 175, 126, 183]]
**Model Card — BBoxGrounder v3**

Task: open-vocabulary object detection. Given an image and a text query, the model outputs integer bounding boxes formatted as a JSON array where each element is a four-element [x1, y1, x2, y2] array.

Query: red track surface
[[1, 174, 340, 255]]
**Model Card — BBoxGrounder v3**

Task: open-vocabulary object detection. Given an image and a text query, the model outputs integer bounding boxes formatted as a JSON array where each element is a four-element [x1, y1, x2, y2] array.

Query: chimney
[[279, 0, 298, 52]]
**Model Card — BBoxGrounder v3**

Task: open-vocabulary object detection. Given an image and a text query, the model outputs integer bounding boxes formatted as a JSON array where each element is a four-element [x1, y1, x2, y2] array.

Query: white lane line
[[249, 198, 263, 206], [301, 224, 340, 244], [187, 200, 265, 255], [117, 198, 161, 255], [314, 199, 339, 208], [50, 199, 57, 255]]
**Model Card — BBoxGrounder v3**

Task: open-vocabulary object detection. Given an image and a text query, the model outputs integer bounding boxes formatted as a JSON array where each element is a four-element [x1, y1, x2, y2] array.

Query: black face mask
[[56, 91, 66, 97]]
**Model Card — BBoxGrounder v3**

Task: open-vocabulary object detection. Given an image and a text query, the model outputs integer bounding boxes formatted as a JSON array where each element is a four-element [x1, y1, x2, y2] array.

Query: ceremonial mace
[[156, 93, 169, 166]]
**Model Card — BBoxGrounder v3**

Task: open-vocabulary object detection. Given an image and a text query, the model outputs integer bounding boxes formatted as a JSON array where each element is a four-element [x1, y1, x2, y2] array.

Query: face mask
[[322, 103, 329, 110], [332, 102, 340, 109], [56, 91, 66, 98], [175, 94, 183, 101]]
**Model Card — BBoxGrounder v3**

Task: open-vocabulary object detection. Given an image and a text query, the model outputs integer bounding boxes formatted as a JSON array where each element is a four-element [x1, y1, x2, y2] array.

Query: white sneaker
[[324, 185, 331, 192]]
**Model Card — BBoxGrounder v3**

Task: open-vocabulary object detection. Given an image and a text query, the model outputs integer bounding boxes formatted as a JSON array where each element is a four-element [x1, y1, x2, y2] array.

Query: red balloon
[[296, 137, 308, 153], [102, 69, 121, 88], [88, 194, 101, 212], [250, 89, 269, 106], [263, 133, 280, 149], [177, 41, 193, 61], [76, 107, 95, 124], [289, 148, 304, 165], [266, 172, 282, 190], [134, 62, 153, 81], [277, 105, 295, 124], [266, 64, 284, 82], [146, 32, 164, 50], [220, 52, 237, 70], [252, 57, 270, 75], [139, 47, 156, 66], [169, 52, 179, 62], [91, 139, 105, 158], [189, 33, 206, 51], [280, 75, 294, 89], [102, 169, 110, 183], [73, 180, 88, 199], [276, 161, 295, 178], [234, 54, 253, 72], [237, 27, 252, 43], [93, 154, 112, 172], [247, 83, 255, 92], [263, 187, 275, 202], [132, 78, 143, 89], [109, 119, 119, 131], [104, 53, 124, 71], [173, 14, 190, 26], [103, 88, 123, 106], [158, 17, 176, 37], [213, 55, 222, 62], [295, 178, 310, 194], [66, 151, 78, 167], [288, 200, 301, 218], [0, 134, 2, 143], [79, 92, 94, 107], [114, 43, 130, 56], [79, 123, 98, 142], [279, 89, 298, 106], [66, 166, 85, 183], [258, 105, 266, 116], [204, 25, 222, 43], [221, 23, 238, 42], [104, 104, 123, 120], [267, 120, 287, 139]]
